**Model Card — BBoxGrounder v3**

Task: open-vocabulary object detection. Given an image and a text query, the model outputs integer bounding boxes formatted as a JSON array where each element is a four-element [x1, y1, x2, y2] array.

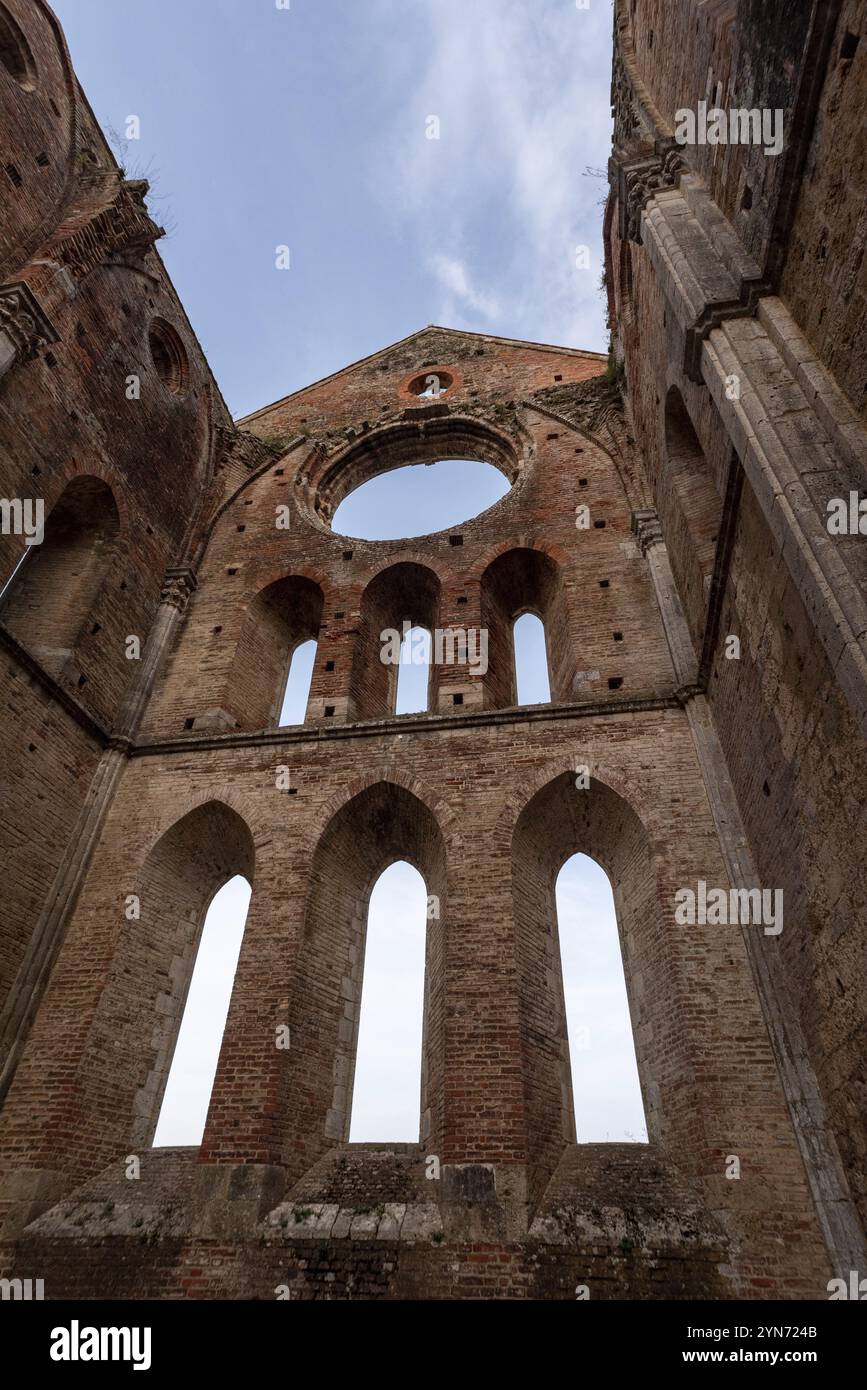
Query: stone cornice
[[131, 692, 686, 758]]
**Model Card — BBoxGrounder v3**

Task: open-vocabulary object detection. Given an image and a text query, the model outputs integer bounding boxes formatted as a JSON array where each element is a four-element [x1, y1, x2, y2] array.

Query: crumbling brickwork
[[0, 0, 864, 1299]]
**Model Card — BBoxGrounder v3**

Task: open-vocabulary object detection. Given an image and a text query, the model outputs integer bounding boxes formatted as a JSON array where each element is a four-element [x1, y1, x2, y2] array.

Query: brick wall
[[0, 0, 862, 1301]]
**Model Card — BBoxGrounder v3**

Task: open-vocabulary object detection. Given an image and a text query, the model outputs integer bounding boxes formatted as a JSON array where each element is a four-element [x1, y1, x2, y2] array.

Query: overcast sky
[[49, 0, 644, 1149]]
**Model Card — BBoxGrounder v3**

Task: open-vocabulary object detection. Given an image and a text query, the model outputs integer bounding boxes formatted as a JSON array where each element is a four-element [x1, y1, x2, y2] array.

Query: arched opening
[[226, 574, 323, 730], [23, 800, 258, 1170], [408, 370, 454, 398], [395, 625, 432, 714], [513, 611, 551, 705], [284, 782, 446, 1180], [512, 772, 657, 1207], [555, 853, 647, 1142], [353, 562, 440, 719], [331, 459, 510, 540], [153, 873, 252, 1147], [662, 387, 724, 648], [348, 861, 427, 1141], [315, 418, 519, 538], [480, 548, 570, 708], [0, 475, 119, 678], [0, 4, 37, 90], [122, 801, 255, 1149], [278, 636, 317, 726]]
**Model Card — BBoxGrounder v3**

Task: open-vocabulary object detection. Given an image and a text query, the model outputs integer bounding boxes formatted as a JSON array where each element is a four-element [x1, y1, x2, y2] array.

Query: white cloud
[[428, 252, 500, 319], [365, 0, 614, 348]]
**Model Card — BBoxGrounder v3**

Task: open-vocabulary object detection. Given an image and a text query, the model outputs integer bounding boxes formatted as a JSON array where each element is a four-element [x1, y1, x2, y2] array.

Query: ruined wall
[[617, 0, 866, 420], [709, 479, 867, 1230], [0, 699, 831, 1296], [0, 302, 835, 1295], [140, 339, 674, 739], [0, 655, 102, 1011], [0, 0, 230, 1023], [608, 0, 867, 1256], [0, 0, 864, 1301]]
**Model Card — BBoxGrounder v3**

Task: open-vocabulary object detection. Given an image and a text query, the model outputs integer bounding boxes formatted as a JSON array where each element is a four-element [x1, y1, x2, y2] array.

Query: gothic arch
[[479, 546, 571, 708], [311, 766, 461, 854], [280, 779, 448, 1180], [114, 799, 255, 1149], [133, 783, 266, 867], [351, 561, 441, 718], [225, 572, 325, 729], [511, 768, 674, 1210], [16, 798, 260, 1176]]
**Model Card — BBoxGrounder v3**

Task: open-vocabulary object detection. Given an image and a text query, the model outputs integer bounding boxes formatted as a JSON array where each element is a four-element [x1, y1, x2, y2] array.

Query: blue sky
[[52, 0, 614, 418], [52, 0, 644, 1149]]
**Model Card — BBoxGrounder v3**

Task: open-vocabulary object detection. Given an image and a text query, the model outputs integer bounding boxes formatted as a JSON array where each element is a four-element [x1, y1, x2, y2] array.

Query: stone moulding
[[0, 282, 58, 376]]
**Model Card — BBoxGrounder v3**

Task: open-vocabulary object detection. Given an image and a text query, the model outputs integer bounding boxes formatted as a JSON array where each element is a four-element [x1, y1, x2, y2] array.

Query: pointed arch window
[[348, 861, 427, 1141], [480, 547, 572, 708], [225, 574, 323, 730], [353, 563, 440, 720]]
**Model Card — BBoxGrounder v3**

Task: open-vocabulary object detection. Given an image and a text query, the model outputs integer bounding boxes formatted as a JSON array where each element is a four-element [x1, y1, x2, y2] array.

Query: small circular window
[[149, 318, 189, 395], [0, 5, 37, 90], [409, 369, 453, 399]]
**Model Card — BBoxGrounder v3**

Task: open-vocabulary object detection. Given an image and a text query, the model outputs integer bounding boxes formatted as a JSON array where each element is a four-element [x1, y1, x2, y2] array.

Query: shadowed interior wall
[[0, 475, 120, 679], [608, 0, 867, 1266], [660, 387, 724, 654]]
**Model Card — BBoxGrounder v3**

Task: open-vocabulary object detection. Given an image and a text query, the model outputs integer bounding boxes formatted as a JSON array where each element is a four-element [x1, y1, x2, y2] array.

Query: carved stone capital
[[631, 508, 663, 555], [0, 283, 58, 374], [613, 143, 687, 245], [159, 566, 198, 612]]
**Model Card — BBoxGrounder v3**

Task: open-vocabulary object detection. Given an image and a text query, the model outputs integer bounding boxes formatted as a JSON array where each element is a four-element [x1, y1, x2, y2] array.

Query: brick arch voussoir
[[468, 537, 569, 586], [503, 752, 663, 865], [310, 766, 460, 860], [45, 459, 132, 539], [133, 784, 262, 877], [360, 554, 447, 591], [236, 562, 334, 612]]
